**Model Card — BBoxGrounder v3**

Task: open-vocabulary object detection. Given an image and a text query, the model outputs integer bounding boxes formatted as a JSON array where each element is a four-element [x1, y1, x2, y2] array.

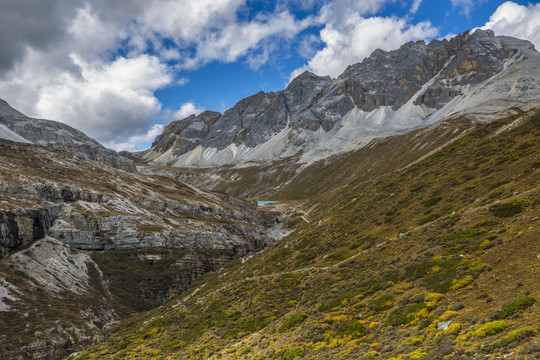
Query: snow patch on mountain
[[0, 124, 30, 143]]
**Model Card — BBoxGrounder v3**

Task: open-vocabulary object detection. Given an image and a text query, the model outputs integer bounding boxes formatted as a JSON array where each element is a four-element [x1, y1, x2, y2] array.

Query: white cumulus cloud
[[181, 10, 314, 69], [481, 1, 540, 50], [410, 0, 423, 15], [292, 14, 438, 79], [107, 124, 165, 152], [174, 102, 205, 120], [0, 49, 171, 146]]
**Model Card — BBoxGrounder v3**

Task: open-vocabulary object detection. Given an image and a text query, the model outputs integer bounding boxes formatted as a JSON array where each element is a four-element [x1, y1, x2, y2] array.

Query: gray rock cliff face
[[137, 30, 540, 167], [1, 178, 273, 258], [0, 205, 60, 258], [151, 111, 222, 158], [0, 136, 277, 260]]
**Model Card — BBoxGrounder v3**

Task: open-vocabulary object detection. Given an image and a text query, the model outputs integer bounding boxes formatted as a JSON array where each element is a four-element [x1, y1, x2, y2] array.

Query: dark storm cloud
[[0, 0, 85, 73]]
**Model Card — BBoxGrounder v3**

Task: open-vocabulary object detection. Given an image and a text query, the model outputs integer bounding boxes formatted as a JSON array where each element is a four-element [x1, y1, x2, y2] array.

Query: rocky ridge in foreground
[[0, 135, 280, 359]]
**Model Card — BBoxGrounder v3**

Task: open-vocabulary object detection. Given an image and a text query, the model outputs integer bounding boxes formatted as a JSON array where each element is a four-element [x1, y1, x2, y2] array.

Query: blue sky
[[0, 0, 539, 151], [157, 0, 537, 114]]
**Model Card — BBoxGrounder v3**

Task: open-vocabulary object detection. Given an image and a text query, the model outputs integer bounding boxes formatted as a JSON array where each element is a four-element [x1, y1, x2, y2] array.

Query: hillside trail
[[201, 186, 538, 299], [167, 184, 537, 313]]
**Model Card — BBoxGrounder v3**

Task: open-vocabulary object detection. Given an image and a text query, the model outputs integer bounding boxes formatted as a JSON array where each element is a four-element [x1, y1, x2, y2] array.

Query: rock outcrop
[[0, 206, 60, 258], [0, 140, 274, 256], [0, 237, 119, 360]]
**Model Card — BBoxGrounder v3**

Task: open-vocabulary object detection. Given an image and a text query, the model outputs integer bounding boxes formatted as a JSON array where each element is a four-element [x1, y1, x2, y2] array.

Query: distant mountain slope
[[138, 115, 479, 200], [75, 107, 540, 360], [0, 98, 135, 171], [136, 30, 540, 167], [0, 98, 26, 117]]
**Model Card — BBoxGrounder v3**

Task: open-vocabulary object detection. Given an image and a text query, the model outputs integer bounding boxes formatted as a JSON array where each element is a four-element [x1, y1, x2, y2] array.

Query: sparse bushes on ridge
[[369, 294, 394, 312], [274, 346, 305, 360], [418, 213, 441, 225], [386, 302, 427, 326], [490, 326, 536, 348], [422, 196, 442, 207], [410, 183, 427, 193]]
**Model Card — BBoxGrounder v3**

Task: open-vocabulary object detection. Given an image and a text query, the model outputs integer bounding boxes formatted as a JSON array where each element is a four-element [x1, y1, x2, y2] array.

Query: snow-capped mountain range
[[137, 29, 540, 167]]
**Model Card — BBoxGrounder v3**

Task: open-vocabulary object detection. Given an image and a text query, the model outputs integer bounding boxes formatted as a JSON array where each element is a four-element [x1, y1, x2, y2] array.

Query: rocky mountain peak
[[0, 98, 26, 117], [149, 110, 222, 155], [288, 70, 332, 85], [136, 30, 540, 167]]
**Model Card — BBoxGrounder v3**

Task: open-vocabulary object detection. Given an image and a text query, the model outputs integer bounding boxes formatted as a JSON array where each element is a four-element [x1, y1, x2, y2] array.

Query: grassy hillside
[[74, 109, 539, 359]]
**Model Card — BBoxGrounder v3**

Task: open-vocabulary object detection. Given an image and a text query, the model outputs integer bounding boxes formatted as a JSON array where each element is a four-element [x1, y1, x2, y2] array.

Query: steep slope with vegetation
[[74, 108, 539, 359]]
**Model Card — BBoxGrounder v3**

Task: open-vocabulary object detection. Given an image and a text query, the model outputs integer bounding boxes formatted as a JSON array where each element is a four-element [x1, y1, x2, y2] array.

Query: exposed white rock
[[0, 279, 19, 311], [438, 320, 453, 331], [6, 237, 94, 295]]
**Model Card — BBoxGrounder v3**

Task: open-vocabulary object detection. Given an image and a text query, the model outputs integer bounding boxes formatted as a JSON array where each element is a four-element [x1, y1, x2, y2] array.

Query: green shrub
[[144, 349, 161, 356], [239, 346, 251, 355], [449, 275, 474, 291], [488, 189, 504, 199], [160, 341, 185, 351], [407, 336, 425, 346], [238, 314, 274, 333], [406, 257, 469, 293], [410, 183, 427, 193], [318, 297, 345, 312], [386, 302, 427, 326], [474, 320, 509, 337], [279, 313, 308, 332], [335, 320, 365, 338], [275, 346, 305, 360], [444, 229, 483, 241], [418, 213, 441, 225], [422, 196, 442, 207], [489, 198, 528, 217], [490, 326, 536, 348], [408, 348, 429, 359], [384, 216, 395, 223], [498, 296, 536, 319]]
